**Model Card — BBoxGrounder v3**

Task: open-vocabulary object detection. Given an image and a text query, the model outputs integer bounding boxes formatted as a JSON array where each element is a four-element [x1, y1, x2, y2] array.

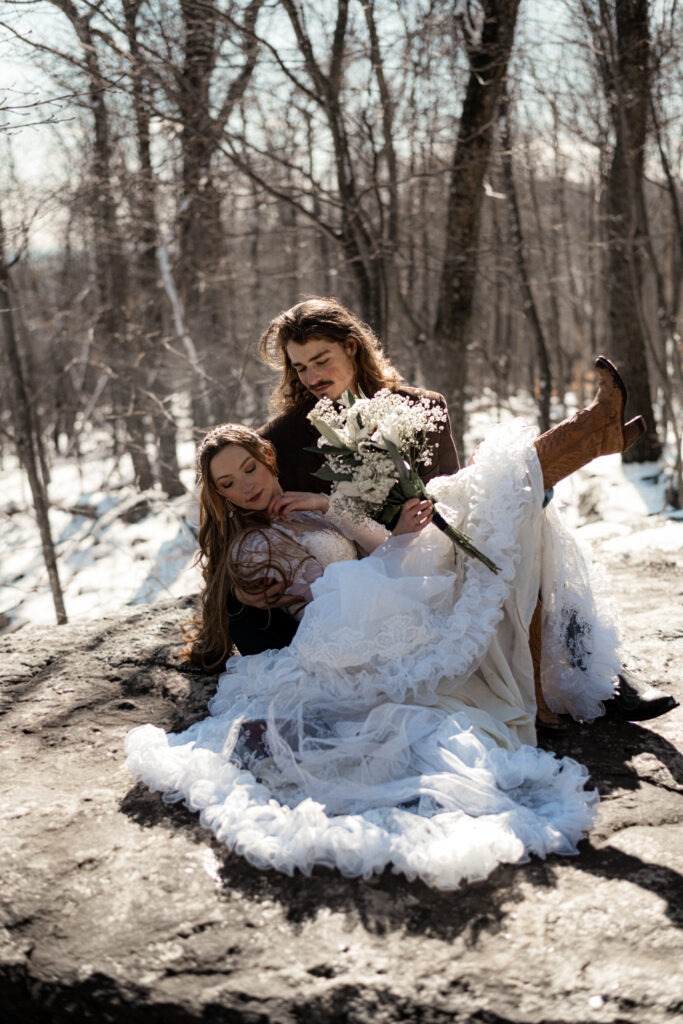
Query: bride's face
[[210, 444, 279, 512]]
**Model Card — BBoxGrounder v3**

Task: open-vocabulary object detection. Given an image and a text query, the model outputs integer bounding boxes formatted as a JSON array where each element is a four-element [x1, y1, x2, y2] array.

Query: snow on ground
[[1, 396, 681, 633], [1, 434, 202, 631], [466, 388, 683, 566]]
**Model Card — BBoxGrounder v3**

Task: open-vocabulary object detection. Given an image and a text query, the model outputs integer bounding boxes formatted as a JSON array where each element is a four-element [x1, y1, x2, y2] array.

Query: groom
[[230, 298, 675, 724]]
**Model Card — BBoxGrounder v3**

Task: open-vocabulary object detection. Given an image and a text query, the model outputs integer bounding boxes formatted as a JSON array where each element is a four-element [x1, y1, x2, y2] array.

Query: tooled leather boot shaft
[[533, 357, 645, 490]]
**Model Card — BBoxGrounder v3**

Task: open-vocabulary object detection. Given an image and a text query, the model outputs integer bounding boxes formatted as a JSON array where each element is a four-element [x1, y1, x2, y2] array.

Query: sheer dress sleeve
[[324, 501, 390, 555]]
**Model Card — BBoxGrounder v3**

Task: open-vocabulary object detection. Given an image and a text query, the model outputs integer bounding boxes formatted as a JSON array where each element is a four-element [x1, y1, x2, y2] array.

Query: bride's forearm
[[324, 502, 390, 554]]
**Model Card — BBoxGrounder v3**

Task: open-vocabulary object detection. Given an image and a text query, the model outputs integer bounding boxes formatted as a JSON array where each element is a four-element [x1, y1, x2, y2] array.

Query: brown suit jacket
[[259, 385, 460, 493]]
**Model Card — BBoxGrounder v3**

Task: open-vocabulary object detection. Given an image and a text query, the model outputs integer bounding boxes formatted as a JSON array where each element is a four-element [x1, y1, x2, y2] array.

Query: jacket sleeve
[[259, 407, 331, 494], [419, 393, 460, 483], [433, 400, 460, 476]]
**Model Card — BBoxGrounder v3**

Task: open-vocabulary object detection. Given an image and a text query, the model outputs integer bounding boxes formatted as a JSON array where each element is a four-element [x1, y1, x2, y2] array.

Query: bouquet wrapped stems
[[378, 444, 499, 574], [431, 507, 499, 573]]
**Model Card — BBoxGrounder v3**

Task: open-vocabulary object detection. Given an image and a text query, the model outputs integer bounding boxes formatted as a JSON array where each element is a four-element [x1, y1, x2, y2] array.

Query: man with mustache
[[228, 297, 676, 724]]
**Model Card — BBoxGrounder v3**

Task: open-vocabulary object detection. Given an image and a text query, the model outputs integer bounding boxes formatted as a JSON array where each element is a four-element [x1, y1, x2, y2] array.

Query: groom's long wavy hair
[[259, 297, 402, 413], [183, 424, 307, 670]]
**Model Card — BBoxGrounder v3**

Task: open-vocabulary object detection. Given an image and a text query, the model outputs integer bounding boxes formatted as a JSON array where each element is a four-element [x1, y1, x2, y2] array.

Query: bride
[[125, 370, 636, 890]]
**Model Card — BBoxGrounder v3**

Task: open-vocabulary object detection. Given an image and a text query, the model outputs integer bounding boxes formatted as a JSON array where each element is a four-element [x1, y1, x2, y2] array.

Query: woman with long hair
[[184, 422, 432, 671]]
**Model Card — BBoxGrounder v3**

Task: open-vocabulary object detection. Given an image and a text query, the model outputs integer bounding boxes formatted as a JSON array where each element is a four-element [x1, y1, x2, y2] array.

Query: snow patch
[[2, 407, 681, 632]]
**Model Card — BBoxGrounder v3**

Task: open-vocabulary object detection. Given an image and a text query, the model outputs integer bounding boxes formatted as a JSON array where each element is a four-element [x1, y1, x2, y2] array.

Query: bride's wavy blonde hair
[[183, 423, 307, 670]]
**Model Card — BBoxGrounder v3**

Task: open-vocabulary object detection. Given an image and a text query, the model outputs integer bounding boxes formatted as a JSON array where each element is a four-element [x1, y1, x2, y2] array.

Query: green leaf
[[382, 437, 411, 483], [304, 444, 353, 458], [312, 465, 354, 482]]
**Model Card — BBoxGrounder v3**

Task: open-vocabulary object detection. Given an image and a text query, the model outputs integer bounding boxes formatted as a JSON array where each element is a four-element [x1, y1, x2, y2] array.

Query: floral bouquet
[[307, 389, 499, 573]]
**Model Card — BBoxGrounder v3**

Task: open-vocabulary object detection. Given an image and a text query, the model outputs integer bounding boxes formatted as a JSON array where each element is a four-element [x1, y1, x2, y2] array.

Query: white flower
[[374, 415, 401, 449], [343, 413, 373, 445], [309, 389, 450, 517], [335, 480, 363, 498], [308, 413, 348, 449]]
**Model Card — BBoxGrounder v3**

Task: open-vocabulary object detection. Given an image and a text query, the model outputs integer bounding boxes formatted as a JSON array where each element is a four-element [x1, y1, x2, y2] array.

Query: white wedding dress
[[126, 422, 622, 890]]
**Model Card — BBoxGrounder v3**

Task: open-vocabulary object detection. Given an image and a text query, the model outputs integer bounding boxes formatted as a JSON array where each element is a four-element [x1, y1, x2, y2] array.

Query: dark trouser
[[228, 593, 299, 656]]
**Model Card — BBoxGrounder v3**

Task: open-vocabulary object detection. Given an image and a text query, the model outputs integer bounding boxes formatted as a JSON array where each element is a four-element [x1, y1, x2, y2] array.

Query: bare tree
[[174, 0, 263, 426], [499, 86, 552, 432], [123, 0, 185, 496], [433, 0, 522, 456], [0, 206, 67, 624], [579, 0, 662, 461], [47, 0, 157, 487]]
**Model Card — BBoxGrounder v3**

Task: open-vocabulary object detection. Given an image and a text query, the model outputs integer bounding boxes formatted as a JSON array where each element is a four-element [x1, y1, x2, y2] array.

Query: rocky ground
[[1, 509, 682, 1024]]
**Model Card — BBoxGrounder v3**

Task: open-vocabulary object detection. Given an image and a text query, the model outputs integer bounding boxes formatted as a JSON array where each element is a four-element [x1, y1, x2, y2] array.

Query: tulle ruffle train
[[125, 422, 621, 889]]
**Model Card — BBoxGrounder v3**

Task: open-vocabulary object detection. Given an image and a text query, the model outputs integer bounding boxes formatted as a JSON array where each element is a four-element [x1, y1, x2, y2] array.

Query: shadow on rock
[[119, 784, 524, 945], [536, 716, 683, 930], [574, 842, 683, 930], [538, 716, 683, 795], [120, 714, 683, 945], [215, 849, 525, 945], [119, 783, 216, 845]]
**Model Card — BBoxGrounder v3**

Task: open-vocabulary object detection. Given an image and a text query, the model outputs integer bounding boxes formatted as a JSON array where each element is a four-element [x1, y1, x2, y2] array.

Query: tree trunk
[[0, 210, 67, 625], [527, 133, 566, 405], [175, 0, 262, 427], [50, 0, 156, 489], [280, 0, 388, 339], [499, 89, 552, 432], [177, 0, 229, 425], [432, 0, 522, 457], [601, 0, 661, 461], [124, 0, 184, 497]]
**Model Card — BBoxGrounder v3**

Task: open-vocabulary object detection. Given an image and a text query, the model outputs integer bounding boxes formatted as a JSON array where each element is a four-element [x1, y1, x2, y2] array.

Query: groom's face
[[286, 336, 357, 401]]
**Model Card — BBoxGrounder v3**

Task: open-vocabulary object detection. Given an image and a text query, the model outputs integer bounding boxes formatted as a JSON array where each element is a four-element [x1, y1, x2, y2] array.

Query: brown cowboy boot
[[529, 600, 563, 728], [534, 356, 646, 490]]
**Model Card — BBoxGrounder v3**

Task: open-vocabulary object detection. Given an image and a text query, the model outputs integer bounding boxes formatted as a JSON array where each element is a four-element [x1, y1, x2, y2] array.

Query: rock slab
[[1, 537, 682, 1023]]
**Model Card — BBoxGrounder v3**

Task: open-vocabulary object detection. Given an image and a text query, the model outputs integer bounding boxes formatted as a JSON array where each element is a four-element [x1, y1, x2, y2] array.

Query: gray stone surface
[[1, 534, 682, 1024]]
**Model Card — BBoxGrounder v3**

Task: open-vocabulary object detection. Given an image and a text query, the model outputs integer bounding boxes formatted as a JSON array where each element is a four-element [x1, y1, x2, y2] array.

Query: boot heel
[[623, 415, 646, 451]]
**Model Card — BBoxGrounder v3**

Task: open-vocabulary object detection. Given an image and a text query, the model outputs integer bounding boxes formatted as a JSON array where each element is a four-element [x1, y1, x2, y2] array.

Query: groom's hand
[[233, 578, 300, 611]]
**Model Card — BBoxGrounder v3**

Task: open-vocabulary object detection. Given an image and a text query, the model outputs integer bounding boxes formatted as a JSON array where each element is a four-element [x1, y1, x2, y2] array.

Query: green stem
[[412, 476, 498, 574], [430, 508, 500, 574]]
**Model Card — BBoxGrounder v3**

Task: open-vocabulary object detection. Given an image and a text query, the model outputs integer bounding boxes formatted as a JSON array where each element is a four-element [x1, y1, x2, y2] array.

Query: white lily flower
[[335, 480, 363, 498], [308, 413, 348, 449]]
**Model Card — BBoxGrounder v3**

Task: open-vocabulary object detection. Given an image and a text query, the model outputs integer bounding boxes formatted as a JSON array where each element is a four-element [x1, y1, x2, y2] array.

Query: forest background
[[0, 0, 682, 627]]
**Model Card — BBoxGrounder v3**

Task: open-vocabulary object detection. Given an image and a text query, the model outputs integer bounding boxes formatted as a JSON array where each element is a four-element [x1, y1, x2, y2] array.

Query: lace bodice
[[231, 511, 365, 615], [275, 511, 358, 568]]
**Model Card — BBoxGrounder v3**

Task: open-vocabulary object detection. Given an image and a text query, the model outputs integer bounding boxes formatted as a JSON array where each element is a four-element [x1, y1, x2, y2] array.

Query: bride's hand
[[268, 491, 329, 518], [392, 498, 433, 535]]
